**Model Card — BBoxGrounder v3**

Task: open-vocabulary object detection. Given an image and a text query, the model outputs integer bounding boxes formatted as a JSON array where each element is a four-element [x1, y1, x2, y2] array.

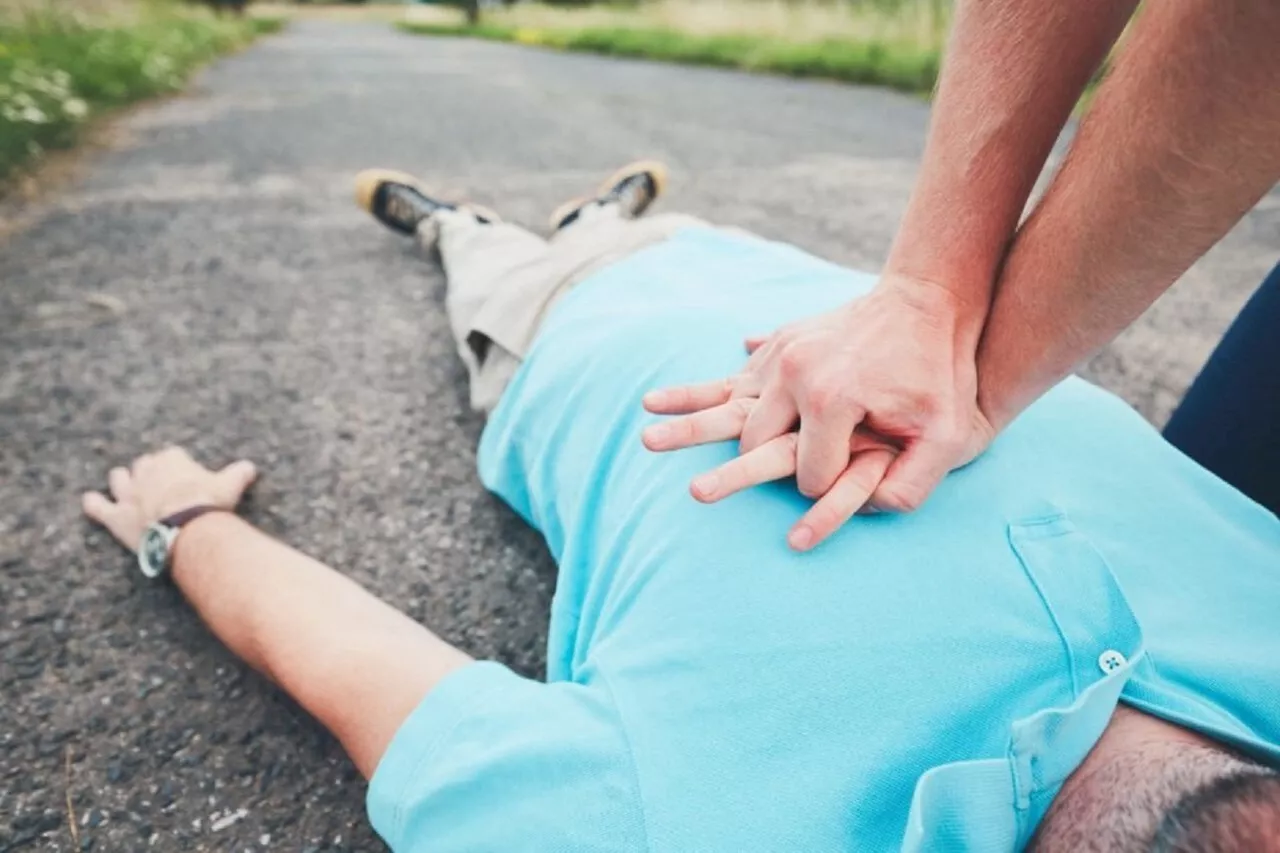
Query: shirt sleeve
[[366, 661, 647, 852]]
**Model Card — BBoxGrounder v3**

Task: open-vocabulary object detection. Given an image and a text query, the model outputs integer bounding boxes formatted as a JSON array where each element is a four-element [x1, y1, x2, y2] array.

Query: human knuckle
[[930, 422, 968, 452], [808, 508, 840, 536], [805, 383, 846, 417], [885, 397, 928, 428], [778, 345, 809, 379], [912, 392, 942, 419], [731, 396, 755, 419], [879, 484, 924, 512], [844, 470, 878, 497]]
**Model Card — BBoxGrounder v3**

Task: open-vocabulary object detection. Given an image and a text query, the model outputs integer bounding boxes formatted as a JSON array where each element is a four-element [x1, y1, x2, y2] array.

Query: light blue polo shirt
[[369, 228, 1280, 852]]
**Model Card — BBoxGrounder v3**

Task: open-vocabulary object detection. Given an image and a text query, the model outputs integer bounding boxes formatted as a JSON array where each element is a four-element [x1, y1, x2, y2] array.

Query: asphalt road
[[2, 19, 1277, 853]]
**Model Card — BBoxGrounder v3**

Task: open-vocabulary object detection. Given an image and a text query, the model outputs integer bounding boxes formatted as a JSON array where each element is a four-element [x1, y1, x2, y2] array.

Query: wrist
[[884, 192, 1014, 322], [976, 342, 1054, 434], [975, 384, 1020, 436], [883, 263, 992, 311], [152, 487, 226, 525], [169, 511, 239, 587], [875, 272, 990, 351]]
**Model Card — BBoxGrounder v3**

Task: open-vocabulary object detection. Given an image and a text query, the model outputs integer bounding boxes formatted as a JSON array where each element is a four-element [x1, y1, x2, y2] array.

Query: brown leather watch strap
[[160, 505, 226, 529]]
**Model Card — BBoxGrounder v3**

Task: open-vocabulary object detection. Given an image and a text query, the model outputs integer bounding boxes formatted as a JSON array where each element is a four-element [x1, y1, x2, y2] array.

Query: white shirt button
[[1098, 650, 1127, 674]]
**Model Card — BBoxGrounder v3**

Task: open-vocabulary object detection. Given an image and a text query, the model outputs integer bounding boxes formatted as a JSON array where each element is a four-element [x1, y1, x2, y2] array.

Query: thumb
[[744, 334, 769, 354], [212, 460, 258, 507]]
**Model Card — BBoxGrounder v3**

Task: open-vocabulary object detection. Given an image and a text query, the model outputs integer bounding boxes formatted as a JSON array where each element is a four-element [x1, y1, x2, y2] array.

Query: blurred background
[[2, 0, 964, 195], [1, 0, 277, 193]]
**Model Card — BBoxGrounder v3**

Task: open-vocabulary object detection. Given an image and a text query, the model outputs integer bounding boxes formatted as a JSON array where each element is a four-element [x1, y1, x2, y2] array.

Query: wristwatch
[[137, 505, 224, 579]]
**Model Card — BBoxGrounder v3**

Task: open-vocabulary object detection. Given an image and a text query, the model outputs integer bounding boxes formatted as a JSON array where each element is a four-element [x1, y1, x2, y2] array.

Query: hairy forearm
[[885, 0, 1136, 319], [171, 513, 470, 777], [977, 0, 1280, 429]]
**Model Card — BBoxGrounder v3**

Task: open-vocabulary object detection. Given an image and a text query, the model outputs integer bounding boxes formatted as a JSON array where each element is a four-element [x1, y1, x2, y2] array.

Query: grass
[[252, 1, 434, 23], [399, 0, 949, 94], [0, 1, 283, 188]]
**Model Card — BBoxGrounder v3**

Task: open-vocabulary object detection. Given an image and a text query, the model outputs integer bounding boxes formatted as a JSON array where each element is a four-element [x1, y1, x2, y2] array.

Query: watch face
[[138, 525, 171, 579]]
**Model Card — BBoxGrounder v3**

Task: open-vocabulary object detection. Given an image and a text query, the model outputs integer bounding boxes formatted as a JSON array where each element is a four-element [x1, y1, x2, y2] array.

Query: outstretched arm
[[82, 448, 470, 778], [977, 0, 1280, 430]]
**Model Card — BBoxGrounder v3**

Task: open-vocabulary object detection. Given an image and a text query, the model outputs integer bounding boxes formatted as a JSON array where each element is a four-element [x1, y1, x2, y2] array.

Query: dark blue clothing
[[1165, 263, 1280, 515]]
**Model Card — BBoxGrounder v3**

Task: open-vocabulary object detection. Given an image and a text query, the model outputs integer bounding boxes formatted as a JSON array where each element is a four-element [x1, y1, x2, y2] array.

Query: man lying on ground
[[83, 163, 1280, 852]]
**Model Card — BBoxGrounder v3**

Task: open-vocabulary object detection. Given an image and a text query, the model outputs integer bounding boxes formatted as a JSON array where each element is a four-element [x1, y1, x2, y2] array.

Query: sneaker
[[355, 170, 500, 235], [549, 160, 669, 232]]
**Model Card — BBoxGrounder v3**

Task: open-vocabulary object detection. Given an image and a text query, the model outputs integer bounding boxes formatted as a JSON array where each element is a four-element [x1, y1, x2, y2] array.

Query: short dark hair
[[1149, 768, 1280, 852]]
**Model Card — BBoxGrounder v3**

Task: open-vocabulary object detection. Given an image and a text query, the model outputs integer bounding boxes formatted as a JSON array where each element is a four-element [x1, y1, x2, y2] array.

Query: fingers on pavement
[[790, 448, 896, 551], [82, 490, 131, 544], [213, 460, 259, 505], [82, 491, 115, 524], [108, 467, 132, 502]]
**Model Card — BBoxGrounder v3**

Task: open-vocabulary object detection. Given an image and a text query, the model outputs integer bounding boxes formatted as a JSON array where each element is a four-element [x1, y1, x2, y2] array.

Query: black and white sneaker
[[355, 169, 498, 235], [549, 160, 669, 232]]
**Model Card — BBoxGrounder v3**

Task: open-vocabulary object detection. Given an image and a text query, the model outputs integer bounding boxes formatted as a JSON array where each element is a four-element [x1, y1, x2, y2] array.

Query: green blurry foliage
[[0, 4, 281, 186]]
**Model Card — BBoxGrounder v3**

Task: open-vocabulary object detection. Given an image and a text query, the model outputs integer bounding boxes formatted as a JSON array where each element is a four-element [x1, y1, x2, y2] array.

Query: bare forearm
[[171, 513, 470, 777], [886, 0, 1136, 318], [977, 0, 1280, 429]]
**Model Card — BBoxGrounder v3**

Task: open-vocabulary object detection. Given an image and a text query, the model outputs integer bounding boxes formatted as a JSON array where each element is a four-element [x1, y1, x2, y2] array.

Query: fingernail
[[788, 526, 813, 551], [691, 473, 719, 500], [644, 424, 669, 445], [643, 390, 664, 406]]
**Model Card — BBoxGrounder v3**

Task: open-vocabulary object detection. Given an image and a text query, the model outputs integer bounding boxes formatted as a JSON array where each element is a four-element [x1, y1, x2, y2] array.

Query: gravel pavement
[[1, 20, 1277, 852]]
